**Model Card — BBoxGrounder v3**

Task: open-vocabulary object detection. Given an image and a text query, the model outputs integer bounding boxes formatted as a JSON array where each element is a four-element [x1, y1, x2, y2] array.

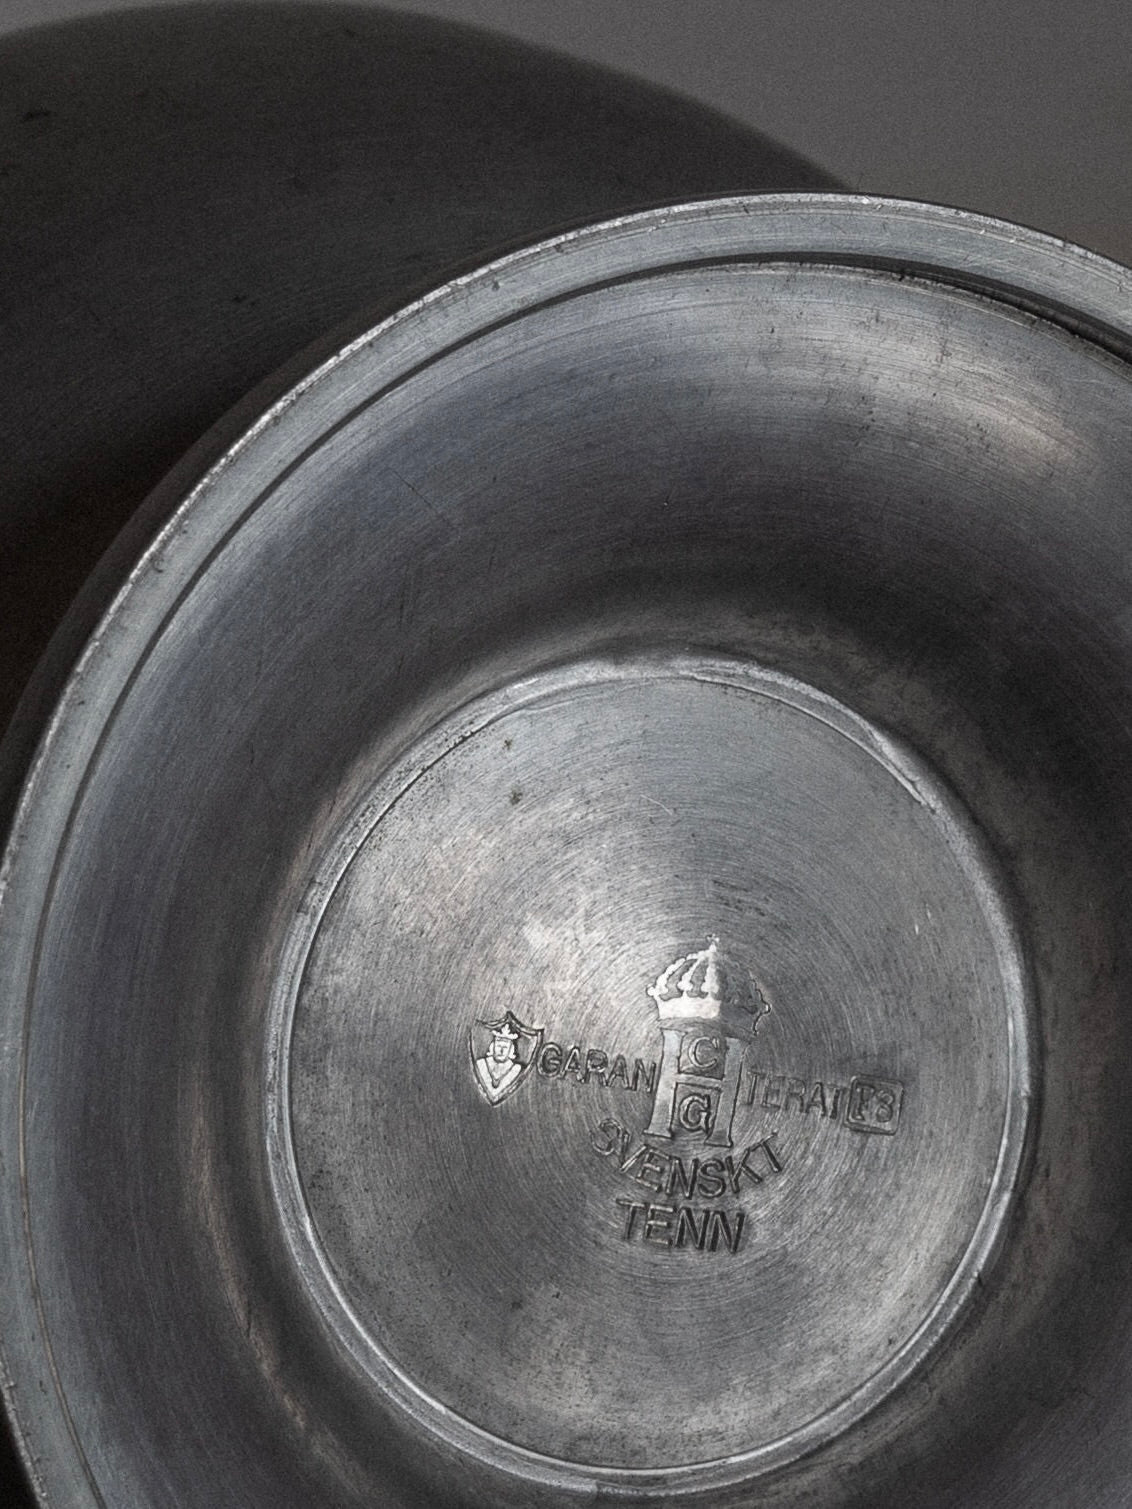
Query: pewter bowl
[[2, 196, 1131, 1506]]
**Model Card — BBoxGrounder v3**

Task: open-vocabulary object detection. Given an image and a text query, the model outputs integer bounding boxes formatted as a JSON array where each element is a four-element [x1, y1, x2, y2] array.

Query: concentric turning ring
[[269, 655, 1031, 1488], [3, 198, 1131, 1508]]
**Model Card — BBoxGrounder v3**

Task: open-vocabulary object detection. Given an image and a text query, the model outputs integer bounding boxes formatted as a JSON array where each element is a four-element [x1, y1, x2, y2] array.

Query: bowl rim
[[1, 192, 1129, 1505]]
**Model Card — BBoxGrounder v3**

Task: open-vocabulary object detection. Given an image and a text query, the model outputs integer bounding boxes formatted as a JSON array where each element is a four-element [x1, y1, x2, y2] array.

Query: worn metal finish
[[3, 195, 1132, 1507], [273, 657, 1031, 1488]]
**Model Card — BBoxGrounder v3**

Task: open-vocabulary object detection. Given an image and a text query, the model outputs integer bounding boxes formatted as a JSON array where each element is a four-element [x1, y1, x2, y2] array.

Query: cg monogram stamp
[[643, 937, 769, 1148]]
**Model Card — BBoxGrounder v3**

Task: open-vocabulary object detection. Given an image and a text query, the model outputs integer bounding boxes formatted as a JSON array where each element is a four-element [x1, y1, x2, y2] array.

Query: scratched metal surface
[[2, 196, 1131, 1506], [274, 657, 1029, 1483]]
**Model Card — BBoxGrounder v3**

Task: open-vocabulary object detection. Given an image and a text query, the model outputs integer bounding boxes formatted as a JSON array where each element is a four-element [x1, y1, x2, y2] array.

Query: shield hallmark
[[469, 1011, 543, 1106]]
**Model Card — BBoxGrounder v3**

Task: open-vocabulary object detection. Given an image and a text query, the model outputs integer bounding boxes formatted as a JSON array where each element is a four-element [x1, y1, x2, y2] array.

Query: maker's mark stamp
[[845, 1075, 905, 1135], [645, 937, 770, 1149], [469, 1011, 543, 1105], [464, 937, 908, 1254]]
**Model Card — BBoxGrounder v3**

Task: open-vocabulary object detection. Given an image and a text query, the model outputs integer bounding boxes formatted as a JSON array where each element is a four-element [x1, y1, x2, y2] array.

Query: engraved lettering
[[644, 1204, 676, 1246], [873, 1087, 898, 1123], [806, 1081, 829, 1117], [846, 1075, 905, 1134], [620, 1144, 650, 1178], [467, 939, 915, 1265], [535, 1044, 659, 1093], [616, 1199, 647, 1241], [783, 1077, 808, 1113], [706, 1208, 745, 1254], [666, 1156, 698, 1200], [681, 1033, 726, 1077], [561, 1045, 585, 1083], [584, 1048, 609, 1086], [602, 1139, 785, 1199], [537, 1043, 563, 1077], [673, 1087, 716, 1134], [696, 1158, 726, 1200], [616, 1201, 745, 1254], [632, 1149, 669, 1193], [591, 1118, 623, 1157], [758, 1134, 781, 1173], [631, 1058, 658, 1096], [606, 1054, 630, 1091], [738, 1064, 899, 1133], [674, 1205, 708, 1250], [762, 1074, 784, 1110], [732, 1149, 761, 1190]]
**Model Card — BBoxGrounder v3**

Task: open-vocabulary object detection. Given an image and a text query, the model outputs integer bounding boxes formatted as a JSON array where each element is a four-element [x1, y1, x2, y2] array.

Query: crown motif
[[647, 937, 769, 1041]]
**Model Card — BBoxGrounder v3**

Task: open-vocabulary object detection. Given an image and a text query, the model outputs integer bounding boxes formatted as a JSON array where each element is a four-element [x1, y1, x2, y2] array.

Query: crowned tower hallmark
[[644, 938, 770, 1148]]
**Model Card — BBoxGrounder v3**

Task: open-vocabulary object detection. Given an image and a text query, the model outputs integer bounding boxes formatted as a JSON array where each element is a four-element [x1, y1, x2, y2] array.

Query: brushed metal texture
[[272, 656, 1029, 1487], [2, 194, 1130, 1506]]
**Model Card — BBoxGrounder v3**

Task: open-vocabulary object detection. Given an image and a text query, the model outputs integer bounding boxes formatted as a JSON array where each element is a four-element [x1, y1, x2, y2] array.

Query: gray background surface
[[5, 0, 1130, 268]]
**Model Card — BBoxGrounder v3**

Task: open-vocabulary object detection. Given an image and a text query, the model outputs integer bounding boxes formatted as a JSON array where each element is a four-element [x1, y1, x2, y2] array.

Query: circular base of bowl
[[7, 196, 1132, 1508], [270, 653, 1029, 1488]]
